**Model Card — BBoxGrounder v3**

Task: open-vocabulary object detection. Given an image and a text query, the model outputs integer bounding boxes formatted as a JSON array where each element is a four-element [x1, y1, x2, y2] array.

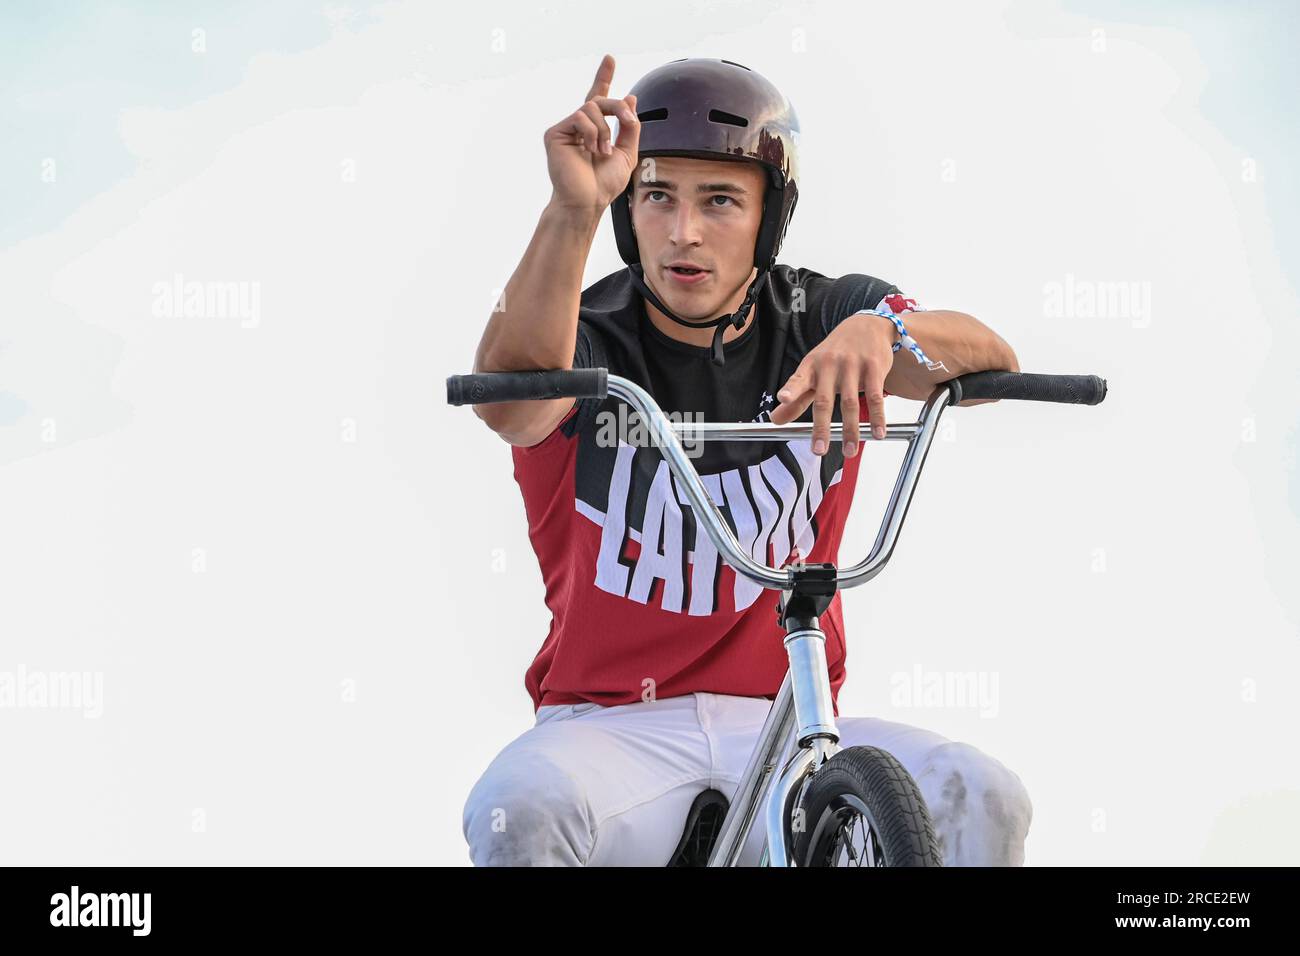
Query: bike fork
[[708, 564, 843, 867]]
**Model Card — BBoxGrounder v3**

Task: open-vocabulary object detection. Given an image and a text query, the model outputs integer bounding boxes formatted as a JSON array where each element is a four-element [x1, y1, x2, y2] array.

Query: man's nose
[[669, 203, 703, 246]]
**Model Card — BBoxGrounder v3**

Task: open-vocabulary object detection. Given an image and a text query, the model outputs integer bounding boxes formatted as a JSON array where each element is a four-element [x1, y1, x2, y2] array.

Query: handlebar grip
[[947, 371, 1107, 406], [446, 368, 608, 406]]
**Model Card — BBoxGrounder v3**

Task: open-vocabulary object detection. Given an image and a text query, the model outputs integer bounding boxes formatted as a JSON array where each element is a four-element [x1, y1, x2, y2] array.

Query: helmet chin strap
[[627, 264, 771, 366]]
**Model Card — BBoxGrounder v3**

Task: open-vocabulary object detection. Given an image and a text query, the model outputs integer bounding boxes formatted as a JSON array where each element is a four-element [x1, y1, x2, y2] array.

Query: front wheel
[[793, 745, 942, 867]]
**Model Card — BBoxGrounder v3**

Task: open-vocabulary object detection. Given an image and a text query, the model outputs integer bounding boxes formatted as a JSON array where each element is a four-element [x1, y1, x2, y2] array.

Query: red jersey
[[511, 266, 917, 714]]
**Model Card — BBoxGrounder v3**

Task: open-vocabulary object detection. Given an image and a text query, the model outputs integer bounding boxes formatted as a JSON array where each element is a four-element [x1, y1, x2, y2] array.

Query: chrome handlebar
[[602, 374, 949, 591], [447, 366, 1106, 591]]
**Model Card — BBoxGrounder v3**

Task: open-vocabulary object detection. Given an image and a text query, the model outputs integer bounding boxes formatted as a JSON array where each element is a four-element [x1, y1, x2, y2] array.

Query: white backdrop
[[2, 0, 1297, 866]]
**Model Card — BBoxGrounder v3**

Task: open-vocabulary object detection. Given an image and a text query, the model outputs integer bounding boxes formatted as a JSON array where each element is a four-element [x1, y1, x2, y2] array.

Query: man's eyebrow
[[637, 179, 751, 195]]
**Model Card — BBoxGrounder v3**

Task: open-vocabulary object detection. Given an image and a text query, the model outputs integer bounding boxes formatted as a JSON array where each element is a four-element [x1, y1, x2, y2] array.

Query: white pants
[[463, 692, 1032, 866]]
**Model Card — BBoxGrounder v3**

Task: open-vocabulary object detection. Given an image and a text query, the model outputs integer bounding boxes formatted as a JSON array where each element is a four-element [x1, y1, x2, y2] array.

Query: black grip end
[[948, 371, 1108, 406], [446, 368, 608, 406]]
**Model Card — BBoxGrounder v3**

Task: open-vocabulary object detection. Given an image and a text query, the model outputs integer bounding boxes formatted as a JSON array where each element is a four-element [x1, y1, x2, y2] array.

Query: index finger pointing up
[[586, 53, 615, 101]]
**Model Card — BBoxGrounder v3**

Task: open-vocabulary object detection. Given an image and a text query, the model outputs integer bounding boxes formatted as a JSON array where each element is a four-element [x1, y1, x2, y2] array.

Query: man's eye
[[647, 190, 668, 202], [710, 195, 735, 207]]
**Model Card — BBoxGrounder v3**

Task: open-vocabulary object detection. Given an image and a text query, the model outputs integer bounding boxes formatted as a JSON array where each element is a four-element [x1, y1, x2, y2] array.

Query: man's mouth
[[666, 265, 710, 284]]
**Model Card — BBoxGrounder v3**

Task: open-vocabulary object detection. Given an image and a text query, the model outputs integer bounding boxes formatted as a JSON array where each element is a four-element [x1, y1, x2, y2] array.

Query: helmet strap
[[626, 265, 770, 367]]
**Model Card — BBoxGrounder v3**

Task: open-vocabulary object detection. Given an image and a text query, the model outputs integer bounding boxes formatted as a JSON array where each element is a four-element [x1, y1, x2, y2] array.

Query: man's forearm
[[881, 309, 1019, 400], [474, 200, 603, 373], [471, 200, 604, 444]]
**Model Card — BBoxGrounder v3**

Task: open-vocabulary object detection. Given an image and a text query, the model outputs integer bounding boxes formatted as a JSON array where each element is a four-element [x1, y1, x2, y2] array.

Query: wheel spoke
[[841, 814, 860, 866], [828, 810, 877, 867]]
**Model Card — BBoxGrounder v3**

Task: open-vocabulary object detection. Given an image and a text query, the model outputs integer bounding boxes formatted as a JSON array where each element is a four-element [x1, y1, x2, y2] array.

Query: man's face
[[629, 155, 768, 319]]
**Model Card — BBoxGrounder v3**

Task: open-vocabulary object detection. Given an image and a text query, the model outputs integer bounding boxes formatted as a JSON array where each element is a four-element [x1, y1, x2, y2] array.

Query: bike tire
[[793, 745, 942, 867]]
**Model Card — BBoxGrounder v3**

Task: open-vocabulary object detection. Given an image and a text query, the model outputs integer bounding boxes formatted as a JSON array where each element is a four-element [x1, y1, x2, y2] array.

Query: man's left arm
[[772, 285, 1020, 456]]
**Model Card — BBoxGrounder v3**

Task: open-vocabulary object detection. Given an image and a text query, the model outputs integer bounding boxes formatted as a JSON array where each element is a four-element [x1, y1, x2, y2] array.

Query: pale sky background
[[1, 0, 1297, 866]]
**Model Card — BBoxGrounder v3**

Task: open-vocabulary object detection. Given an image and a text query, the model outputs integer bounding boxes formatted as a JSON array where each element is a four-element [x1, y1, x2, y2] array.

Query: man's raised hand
[[544, 53, 640, 214]]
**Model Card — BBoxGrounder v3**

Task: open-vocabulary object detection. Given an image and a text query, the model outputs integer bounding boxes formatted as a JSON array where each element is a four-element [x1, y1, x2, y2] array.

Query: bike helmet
[[610, 57, 800, 365]]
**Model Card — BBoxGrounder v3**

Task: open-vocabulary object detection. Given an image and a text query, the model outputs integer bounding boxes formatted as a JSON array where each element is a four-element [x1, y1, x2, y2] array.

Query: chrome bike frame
[[601, 374, 953, 867]]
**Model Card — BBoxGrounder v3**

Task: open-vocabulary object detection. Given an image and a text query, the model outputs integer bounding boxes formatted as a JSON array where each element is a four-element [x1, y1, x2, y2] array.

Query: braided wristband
[[853, 307, 934, 366]]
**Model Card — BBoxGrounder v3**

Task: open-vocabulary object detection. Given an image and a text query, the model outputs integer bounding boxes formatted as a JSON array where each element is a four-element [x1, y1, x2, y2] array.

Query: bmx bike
[[447, 366, 1107, 866]]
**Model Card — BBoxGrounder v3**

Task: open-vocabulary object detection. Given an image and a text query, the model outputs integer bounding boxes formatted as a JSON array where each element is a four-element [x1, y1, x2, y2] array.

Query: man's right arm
[[469, 54, 639, 449], [471, 201, 603, 448]]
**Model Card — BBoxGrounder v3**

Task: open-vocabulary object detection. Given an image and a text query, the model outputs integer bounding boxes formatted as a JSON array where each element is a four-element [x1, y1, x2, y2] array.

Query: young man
[[464, 55, 1028, 866]]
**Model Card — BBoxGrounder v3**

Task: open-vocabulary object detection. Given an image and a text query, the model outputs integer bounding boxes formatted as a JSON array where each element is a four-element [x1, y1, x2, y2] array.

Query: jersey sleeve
[[506, 321, 599, 457], [817, 273, 903, 340], [822, 283, 928, 339], [559, 319, 606, 439], [876, 291, 925, 316]]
